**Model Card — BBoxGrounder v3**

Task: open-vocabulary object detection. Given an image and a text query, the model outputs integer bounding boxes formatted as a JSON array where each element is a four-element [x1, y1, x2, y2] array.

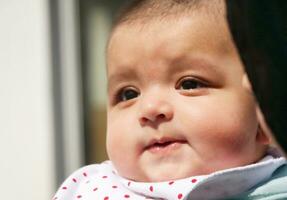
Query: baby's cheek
[[106, 120, 122, 156], [210, 123, 258, 159], [106, 122, 139, 179], [182, 107, 255, 151], [106, 126, 126, 160]]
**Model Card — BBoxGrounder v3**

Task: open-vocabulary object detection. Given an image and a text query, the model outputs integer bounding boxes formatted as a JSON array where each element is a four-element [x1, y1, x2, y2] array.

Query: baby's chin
[[125, 172, 204, 183], [120, 166, 211, 183], [118, 157, 265, 182], [142, 172, 200, 183], [115, 148, 268, 182]]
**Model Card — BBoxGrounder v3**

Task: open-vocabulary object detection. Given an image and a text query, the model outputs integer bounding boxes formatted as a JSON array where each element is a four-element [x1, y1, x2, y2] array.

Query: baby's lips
[[145, 137, 187, 150]]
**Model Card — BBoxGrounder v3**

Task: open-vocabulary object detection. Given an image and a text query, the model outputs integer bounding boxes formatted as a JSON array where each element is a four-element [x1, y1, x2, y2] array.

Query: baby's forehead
[[107, 14, 234, 66], [108, 2, 232, 54], [108, 0, 226, 56]]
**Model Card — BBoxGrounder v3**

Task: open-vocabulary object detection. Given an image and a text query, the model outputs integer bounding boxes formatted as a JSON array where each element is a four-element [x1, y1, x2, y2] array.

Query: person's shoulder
[[52, 161, 114, 200], [229, 164, 287, 200]]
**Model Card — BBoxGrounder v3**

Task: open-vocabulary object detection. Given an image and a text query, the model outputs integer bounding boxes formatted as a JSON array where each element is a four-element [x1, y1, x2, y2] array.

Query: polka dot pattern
[[52, 161, 202, 200], [52, 157, 285, 200]]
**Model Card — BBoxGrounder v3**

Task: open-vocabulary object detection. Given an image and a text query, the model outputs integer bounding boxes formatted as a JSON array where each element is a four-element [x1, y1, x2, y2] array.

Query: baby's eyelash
[[176, 76, 208, 90], [112, 86, 140, 104]]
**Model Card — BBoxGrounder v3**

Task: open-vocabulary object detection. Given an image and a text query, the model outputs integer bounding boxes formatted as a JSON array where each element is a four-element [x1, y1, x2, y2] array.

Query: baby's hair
[[113, 0, 225, 28]]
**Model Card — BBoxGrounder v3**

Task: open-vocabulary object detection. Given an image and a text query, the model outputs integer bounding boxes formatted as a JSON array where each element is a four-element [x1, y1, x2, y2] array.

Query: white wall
[[0, 0, 55, 199]]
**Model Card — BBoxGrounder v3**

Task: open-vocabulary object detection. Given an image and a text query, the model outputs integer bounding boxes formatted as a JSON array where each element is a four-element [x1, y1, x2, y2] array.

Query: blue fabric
[[228, 164, 287, 200]]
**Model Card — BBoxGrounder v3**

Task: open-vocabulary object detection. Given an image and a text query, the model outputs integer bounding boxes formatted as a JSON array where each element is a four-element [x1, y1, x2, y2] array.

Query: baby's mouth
[[145, 138, 187, 154]]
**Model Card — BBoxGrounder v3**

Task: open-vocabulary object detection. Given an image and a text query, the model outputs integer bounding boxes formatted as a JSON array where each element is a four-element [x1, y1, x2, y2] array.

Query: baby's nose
[[138, 98, 173, 126]]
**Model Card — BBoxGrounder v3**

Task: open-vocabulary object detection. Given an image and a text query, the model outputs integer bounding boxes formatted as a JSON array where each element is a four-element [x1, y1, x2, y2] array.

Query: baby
[[53, 0, 287, 199]]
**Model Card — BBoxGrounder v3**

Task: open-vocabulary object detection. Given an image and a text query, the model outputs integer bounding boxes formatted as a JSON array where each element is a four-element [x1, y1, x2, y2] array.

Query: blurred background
[[0, 0, 125, 199]]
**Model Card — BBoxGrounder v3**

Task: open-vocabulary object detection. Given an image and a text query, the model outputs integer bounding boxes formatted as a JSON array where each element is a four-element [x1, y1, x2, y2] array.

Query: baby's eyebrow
[[169, 56, 223, 76], [108, 69, 137, 91]]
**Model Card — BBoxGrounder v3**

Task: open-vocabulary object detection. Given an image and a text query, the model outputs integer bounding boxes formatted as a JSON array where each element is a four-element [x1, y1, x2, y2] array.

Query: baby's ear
[[242, 73, 252, 93], [255, 106, 272, 145], [256, 106, 286, 156], [242, 73, 269, 144]]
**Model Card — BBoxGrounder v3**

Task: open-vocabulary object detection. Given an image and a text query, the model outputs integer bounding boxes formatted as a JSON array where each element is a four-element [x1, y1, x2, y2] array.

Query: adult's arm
[[226, 0, 287, 152]]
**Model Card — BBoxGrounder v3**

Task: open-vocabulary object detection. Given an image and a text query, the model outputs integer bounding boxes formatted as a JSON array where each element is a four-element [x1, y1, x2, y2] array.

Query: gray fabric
[[228, 164, 287, 200]]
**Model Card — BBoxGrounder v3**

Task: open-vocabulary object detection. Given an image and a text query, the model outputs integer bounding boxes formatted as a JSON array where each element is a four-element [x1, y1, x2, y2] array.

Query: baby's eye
[[118, 87, 140, 102], [177, 77, 206, 90]]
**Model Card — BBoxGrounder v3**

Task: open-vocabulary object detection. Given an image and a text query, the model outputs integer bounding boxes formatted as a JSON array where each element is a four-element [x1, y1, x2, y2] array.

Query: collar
[[117, 152, 286, 200], [53, 150, 286, 200]]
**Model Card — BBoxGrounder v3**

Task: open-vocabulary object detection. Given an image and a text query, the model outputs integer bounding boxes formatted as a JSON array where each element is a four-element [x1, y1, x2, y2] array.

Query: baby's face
[[106, 12, 267, 182]]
